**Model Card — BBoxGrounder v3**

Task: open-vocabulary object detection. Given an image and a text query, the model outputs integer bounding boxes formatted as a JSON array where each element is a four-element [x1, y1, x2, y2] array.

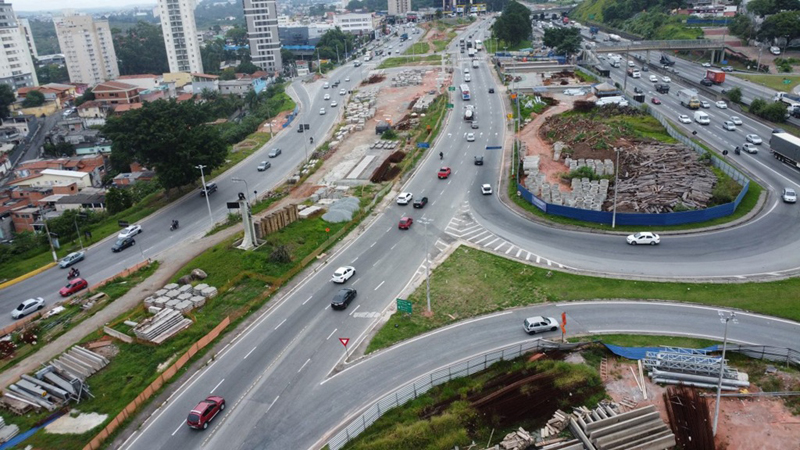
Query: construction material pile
[[390, 69, 424, 87], [643, 346, 749, 390], [1, 346, 108, 415], [0, 416, 18, 444], [133, 281, 220, 344], [663, 386, 715, 450]]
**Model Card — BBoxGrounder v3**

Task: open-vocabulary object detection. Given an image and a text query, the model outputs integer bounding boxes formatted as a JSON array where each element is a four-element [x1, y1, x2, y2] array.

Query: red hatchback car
[[59, 278, 88, 297], [187, 396, 225, 430], [398, 216, 413, 229], [437, 167, 451, 179], [650, 97, 661, 105]]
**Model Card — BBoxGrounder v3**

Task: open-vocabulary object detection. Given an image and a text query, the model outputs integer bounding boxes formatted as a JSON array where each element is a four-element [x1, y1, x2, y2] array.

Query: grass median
[[378, 54, 444, 69], [366, 245, 800, 353]]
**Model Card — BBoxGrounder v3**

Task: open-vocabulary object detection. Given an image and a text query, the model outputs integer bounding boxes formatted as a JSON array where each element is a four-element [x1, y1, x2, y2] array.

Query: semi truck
[[464, 105, 475, 121], [771, 132, 800, 169], [660, 55, 675, 66], [705, 69, 725, 84], [678, 89, 700, 109], [655, 84, 670, 94], [774, 93, 800, 117]]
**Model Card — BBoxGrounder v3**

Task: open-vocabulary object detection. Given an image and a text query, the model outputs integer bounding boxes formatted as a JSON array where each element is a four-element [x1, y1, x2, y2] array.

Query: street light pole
[[419, 218, 433, 313], [196, 165, 215, 228], [39, 205, 58, 263], [73, 215, 84, 250], [612, 147, 620, 228], [713, 311, 737, 436]]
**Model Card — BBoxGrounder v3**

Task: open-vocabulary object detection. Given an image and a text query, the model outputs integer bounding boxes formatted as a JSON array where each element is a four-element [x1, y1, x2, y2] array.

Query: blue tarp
[[603, 344, 721, 360], [0, 411, 65, 450]]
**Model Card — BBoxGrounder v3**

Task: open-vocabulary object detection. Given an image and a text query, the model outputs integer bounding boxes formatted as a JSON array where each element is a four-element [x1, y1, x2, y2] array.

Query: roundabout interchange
[[2, 16, 799, 450]]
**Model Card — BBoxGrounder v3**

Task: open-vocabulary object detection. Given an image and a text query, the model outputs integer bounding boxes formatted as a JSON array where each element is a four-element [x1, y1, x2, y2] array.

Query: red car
[[187, 396, 225, 430], [650, 97, 661, 105], [437, 167, 451, 179], [398, 217, 413, 229], [59, 278, 88, 297]]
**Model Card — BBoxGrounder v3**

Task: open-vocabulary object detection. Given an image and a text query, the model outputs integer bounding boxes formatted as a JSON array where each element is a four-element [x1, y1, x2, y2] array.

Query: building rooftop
[[93, 81, 140, 93]]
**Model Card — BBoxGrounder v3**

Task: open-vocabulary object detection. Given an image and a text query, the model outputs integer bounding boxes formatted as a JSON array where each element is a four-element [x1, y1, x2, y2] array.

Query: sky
[[15, 0, 156, 13]]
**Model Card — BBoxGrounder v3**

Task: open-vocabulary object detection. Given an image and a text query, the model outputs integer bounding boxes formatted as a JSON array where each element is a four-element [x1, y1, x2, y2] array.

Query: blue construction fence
[[515, 93, 751, 226], [282, 105, 300, 128]]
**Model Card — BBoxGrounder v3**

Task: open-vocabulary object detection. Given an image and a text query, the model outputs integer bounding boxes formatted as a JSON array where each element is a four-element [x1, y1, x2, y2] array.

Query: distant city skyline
[[16, 0, 156, 13]]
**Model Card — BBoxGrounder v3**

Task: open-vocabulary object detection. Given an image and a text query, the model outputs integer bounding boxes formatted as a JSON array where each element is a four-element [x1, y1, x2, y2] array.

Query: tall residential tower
[[0, 1, 38, 90], [243, 0, 282, 74], [157, 0, 204, 73], [54, 14, 119, 86]]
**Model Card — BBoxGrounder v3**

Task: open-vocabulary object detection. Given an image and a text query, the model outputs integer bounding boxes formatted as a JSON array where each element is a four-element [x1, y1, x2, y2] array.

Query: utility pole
[[196, 165, 215, 228], [73, 213, 86, 250], [39, 205, 58, 263], [419, 218, 433, 312], [611, 147, 621, 228], [713, 311, 737, 436]]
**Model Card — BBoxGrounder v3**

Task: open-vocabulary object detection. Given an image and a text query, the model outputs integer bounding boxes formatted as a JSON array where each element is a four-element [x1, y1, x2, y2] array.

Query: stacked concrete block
[[391, 69, 424, 87], [190, 296, 206, 308], [148, 306, 162, 314], [155, 288, 168, 297], [166, 299, 180, 309], [164, 283, 179, 291], [133, 309, 189, 342], [177, 293, 192, 302], [553, 141, 569, 161], [165, 289, 180, 299], [176, 301, 194, 313], [144, 296, 155, 308], [412, 93, 436, 112], [200, 286, 218, 298], [178, 284, 193, 295], [193, 284, 209, 295]]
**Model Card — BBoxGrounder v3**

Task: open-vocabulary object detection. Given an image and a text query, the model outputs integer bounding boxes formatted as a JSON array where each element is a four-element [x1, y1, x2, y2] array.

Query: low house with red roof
[[93, 81, 142, 106]]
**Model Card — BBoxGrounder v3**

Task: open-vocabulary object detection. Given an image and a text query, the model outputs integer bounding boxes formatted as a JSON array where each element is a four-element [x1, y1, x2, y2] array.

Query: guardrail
[[326, 339, 580, 450]]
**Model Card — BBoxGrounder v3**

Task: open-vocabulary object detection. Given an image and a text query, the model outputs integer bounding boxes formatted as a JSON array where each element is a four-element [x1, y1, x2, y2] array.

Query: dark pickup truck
[[200, 182, 218, 197], [654, 84, 670, 94]]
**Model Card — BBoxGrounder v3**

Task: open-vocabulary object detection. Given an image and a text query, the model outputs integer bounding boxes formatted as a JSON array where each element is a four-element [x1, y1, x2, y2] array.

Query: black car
[[488, 88, 495, 93], [474, 155, 484, 165], [200, 182, 218, 197], [331, 288, 357, 310], [413, 197, 428, 208], [633, 87, 643, 94], [700, 78, 713, 86], [112, 237, 136, 252]]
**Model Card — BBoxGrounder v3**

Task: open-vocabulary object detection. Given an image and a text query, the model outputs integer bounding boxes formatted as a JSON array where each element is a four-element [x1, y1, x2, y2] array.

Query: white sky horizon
[[14, 0, 157, 14]]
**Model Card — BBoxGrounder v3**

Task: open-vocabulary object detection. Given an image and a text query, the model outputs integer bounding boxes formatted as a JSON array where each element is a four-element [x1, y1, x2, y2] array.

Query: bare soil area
[[603, 356, 800, 450], [46, 410, 108, 434], [518, 95, 573, 191]]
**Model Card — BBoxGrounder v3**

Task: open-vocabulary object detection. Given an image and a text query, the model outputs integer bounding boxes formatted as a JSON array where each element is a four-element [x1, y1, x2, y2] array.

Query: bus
[[475, 40, 483, 51], [460, 84, 470, 100]]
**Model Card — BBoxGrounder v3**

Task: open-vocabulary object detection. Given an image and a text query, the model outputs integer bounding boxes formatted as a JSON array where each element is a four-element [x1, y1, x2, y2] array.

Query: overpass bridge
[[593, 39, 727, 63]]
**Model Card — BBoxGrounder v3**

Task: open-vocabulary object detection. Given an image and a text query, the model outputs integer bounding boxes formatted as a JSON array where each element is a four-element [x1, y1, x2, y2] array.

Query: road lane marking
[[370, 242, 377, 248], [244, 347, 257, 360], [298, 358, 311, 373], [171, 422, 184, 436], [327, 328, 337, 340], [302, 295, 312, 305], [267, 396, 279, 413], [211, 378, 224, 393], [494, 241, 506, 251], [349, 305, 361, 316], [275, 318, 287, 330], [374, 280, 385, 290], [484, 237, 499, 247], [516, 249, 522, 257], [390, 243, 397, 250]]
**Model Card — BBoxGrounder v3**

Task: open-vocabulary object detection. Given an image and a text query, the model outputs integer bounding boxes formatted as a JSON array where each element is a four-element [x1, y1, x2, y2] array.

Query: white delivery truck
[[693, 111, 710, 125]]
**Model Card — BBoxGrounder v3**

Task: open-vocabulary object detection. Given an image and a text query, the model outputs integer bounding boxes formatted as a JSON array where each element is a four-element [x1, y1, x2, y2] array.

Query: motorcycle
[[67, 269, 80, 280], [170, 220, 179, 231], [734, 146, 741, 155]]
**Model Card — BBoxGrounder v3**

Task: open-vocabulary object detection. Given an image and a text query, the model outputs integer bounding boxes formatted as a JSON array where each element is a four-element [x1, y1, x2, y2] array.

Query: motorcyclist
[[439, 151, 443, 160], [310, 137, 314, 144], [69, 267, 79, 278], [171, 219, 179, 230]]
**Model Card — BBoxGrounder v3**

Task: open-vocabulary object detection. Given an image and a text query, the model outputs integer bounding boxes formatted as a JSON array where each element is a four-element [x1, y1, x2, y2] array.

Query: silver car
[[783, 188, 797, 203], [59, 251, 85, 268], [12, 297, 44, 319], [523, 316, 559, 335]]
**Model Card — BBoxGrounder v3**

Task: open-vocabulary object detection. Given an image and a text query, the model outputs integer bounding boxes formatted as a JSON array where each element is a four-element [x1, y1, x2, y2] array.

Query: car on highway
[[722, 121, 736, 131], [488, 88, 494, 93], [641, 65, 649, 72], [742, 143, 758, 154], [323, 93, 330, 100], [701, 101, 711, 109], [466, 133, 475, 142], [398, 216, 413, 230], [60, 278, 88, 296], [649, 75, 658, 82], [112, 236, 136, 253], [437, 167, 451, 179], [702, 62, 711, 68], [331, 266, 356, 283], [633, 87, 643, 94], [118, 225, 142, 239], [627, 60, 635, 67], [626, 232, 660, 245], [59, 251, 85, 268], [396, 192, 413, 205], [345, 77, 350, 82], [319, 108, 326, 115], [257, 161, 271, 171], [678, 114, 691, 124], [323, 83, 329, 89], [11, 297, 44, 319], [200, 182, 217, 197], [700, 78, 713, 86], [522, 316, 559, 335], [268, 148, 283, 158], [331, 101, 338, 107], [413, 197, 428, 208], [662, 76, 671, 83], [471, 121, 479, 129], [716, 101, 728, 109], [783, 188, 797, 203], [481, 184, 492, 195], [729, 116, 742, 125], [187, 396, 225, 430], [650, 97, 661, 105], [330, 288, 357, 310], [339, 89, 346, 95], [722, 66, 734, 72], [746, 134, 762, 145], [474, 156, 484, 165]]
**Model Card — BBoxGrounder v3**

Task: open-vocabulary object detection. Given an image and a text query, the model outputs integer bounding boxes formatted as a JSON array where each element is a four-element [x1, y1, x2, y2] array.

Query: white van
[[694, 111, 710, 125]]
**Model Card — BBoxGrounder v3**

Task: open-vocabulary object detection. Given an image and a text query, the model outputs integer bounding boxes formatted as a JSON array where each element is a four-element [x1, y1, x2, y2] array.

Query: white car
[[715, 101, 728, 109], [481, 184, 492, 195], [331, 101, 338, 107], [783, 188, 797, 203], [770, 46, 781, 55], [466, 132, 475, 142], [396, 192, 413, 204], [320, 108, 326, 115], [11, 297, 45, 319], [331, 266, 356, 283], [59, 251, 85, 268], [702, 62, 711, 68], [722, 121, 737, 131], [118, 224, 142, 239], [323, 93, 330, 100], [339, 89, 346, 95], [662, 76, 671, 83], [700, 101, 711, 109], [649, 75, 658, 82], [522, 316, 559, 335], [627, 60, 635, 67], [729, 116, 742, 125], [746, 134, 762, 145], [678, 114, 691, 124], [344, 77, 350, 82], [742, 143, 758, 154], [627, 232, 660, 245]]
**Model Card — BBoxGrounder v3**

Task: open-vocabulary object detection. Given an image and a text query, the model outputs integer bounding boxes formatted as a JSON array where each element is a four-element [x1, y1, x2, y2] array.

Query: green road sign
[[448, 86, 456, 91], [397, 299, 413, 314], [446, 103, 454, 109]]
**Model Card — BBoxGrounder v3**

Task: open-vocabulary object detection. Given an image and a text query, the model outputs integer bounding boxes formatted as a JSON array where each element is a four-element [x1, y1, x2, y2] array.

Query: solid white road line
[[327, 328, 337, 340], [171, 422, 184, 436], [275, 318, 287, 330], [374, 280, 385, 290], [302, 295, 312, 305], [349, 305, 361, 316], [211, 378, 224, 393], [244, 347, 257, 360], [298, 358, 311, 373]]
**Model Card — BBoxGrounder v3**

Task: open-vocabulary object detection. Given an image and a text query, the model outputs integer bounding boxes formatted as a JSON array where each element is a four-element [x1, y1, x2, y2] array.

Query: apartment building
[[333, 13, 374, 36], [157, 0, 204, 73], [54, 14, 119, 86], [0, 2, 38, 90], [243, 0, 283, 74], [18, 18, 37, 59], [388, 0, 411, 17]]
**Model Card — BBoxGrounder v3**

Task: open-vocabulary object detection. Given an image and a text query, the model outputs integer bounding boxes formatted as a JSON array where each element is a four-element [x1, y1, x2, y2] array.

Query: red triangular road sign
[[339, 338, 350, 347]]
